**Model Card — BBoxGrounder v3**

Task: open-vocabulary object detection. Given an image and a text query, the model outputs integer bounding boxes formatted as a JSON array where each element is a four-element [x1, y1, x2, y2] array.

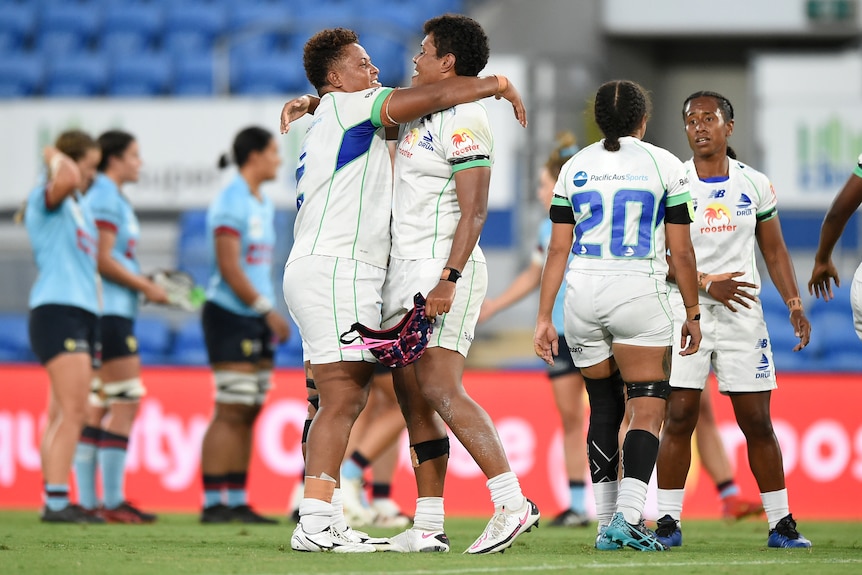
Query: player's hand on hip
[[808, 260, 840, 301], [789, 309, 811, 352], [679, 319, 702, 356], [533, 321, 558, 366], [425, 282, 455, 320], [266, 311, 291, 343]]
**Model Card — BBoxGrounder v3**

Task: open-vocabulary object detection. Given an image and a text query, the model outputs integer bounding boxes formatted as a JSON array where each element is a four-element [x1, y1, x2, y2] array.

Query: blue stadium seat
[[357, 32, 409, 88], [758, 281, 789, 316], [163, 3, 227, 56], [813, 310, 861, 370], [178, 263, 211, 289], [37, 4, 100, 54], [0, 313, 35, 363], [0, 4, 36, 53], [0, 54, 44, 97], [228, 3, 291, 56], [172, 318, 208, 366], [172, 53, 216, 96], [177, 209, 209, 267], [108, 53, 172, 96], [134, 316, 173, 365], [807, 286, 853, 318], [99, 4, 163, 55], [45, 54, 108, 96], [230, 50, 307, 95]]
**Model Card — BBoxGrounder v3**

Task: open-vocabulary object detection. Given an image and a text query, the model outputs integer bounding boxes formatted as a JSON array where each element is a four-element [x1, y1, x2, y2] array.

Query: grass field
[[0, 512, 860, 575]]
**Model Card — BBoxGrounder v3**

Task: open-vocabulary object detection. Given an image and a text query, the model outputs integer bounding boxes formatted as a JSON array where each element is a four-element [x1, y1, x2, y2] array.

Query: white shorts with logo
[[563, 271, 674, 368], [668, 290, 777, 393], [283, 255, 385, 364], [852, 262, 862, 341], [382, 257, 487, 357]]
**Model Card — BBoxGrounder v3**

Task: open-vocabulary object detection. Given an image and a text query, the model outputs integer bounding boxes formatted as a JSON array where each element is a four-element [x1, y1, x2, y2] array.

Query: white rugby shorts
[[382, 257, 487, 357], [563, 271, 674, 368], [283, 255, 385, 364], [668, 290, 777, 393]]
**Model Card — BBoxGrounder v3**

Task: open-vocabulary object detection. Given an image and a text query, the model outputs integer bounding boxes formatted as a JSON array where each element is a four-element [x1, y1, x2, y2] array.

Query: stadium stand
[[0, 313, 35, 363], [0, 0, 463, 97], [134, 315, 174, 365]]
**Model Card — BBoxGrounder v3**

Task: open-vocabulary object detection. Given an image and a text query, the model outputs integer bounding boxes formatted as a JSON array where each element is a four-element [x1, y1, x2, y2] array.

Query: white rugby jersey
[[391, 101, 493, 262], [289, 86, 395, 269], [670, 158, 778, 303], [552, 136, 691, 279]]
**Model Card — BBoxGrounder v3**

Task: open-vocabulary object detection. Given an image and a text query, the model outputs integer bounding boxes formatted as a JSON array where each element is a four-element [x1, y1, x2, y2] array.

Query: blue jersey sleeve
[[87, 183, 122, 231], [210, 188, 247, 236]]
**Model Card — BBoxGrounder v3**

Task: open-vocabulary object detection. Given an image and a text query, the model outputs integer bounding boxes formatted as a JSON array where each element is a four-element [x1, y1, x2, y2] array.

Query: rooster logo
[[400, 128, 419, 150], [703, 203, 731, 226], [451, 129, 475, 149]]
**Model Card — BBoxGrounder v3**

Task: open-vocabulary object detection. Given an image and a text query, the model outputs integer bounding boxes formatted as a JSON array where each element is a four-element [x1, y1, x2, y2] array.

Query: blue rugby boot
[[595, 524, 622, 550], [604, 512, 669, 551], [654, 514, 682, 548], [767, 514, 812, 548]]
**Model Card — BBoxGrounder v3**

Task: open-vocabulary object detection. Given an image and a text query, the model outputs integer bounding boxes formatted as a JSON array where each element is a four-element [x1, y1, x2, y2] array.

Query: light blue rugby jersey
[[536, 218, 571, 333], [205, 174, 276, 316], [83, 173, 141, 319], [25, 178, 99, 314]]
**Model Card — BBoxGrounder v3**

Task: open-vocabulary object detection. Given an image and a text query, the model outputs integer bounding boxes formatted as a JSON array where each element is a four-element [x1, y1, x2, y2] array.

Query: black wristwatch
[[441, 266, 461, 283]]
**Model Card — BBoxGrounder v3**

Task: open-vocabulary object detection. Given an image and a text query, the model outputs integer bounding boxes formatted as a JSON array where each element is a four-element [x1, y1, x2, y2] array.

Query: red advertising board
[[1, 365, 860, 519]]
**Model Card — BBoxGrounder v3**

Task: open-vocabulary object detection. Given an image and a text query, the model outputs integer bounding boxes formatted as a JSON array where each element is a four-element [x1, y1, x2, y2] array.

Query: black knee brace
[[410, 437, 450, 467], [626, 380, 671, 400], [584, 371, 626, 483]]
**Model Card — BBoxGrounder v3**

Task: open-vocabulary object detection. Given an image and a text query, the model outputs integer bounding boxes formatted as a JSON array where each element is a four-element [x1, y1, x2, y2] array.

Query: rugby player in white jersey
[[375, 15, 539, 555], [534, 80, 702, 552], [655, 91, 812, 549], [809, 153, 862, 340], [283, 27, 526, 553]]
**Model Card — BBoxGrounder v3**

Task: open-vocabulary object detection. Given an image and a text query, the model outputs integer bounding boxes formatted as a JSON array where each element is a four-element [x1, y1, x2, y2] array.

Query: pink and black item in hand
[[339, 293, 433, 368]]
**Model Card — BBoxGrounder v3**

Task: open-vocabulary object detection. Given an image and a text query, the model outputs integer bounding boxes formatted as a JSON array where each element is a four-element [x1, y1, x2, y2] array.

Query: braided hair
[[683, 90, 737, 159], [594, 80, 650, 152]]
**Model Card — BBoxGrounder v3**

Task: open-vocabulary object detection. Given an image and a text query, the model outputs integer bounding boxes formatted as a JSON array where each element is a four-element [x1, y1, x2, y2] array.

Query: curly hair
[[303, 28, 359, 91], [423, 14, 489, 77], [594, 80, 651, 152], [683, 90, 738, 159]]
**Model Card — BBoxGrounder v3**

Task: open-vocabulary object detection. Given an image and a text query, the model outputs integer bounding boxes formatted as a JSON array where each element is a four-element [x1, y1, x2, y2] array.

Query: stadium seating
[[99, 4, 163, 55], [0, 53, 43, 97], [134, 316, 174, 365], [0, 0, 462, 97], [172, 53, 216, 96], [44, 54, 109, 97], [0, 313, 34, 363], [108, 53, 172, 96], [171, 318, 209, 366], [36, 4, 101, 54], [0, 3, 35, 53]]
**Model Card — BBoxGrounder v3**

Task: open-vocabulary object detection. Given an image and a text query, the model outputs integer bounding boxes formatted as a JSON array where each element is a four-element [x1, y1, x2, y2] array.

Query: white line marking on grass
[[279, 558, 862, 575]]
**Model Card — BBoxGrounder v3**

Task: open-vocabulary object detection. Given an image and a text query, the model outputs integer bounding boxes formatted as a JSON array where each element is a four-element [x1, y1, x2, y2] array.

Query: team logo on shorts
[[755, 353, 772, 379], [398, 128, 420, 158], [700, 203, 737, 234], [126, 335, 138, 353], [573, 171, 588, 187], [451, 129, 480, 156], [64, 338, 89, 352], [64, 338, 77, 352], [241, 339, 254, 357]]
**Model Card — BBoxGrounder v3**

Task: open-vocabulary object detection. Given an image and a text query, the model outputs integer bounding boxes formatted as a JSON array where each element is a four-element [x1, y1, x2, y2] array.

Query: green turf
[[0, 512, 860, 575]]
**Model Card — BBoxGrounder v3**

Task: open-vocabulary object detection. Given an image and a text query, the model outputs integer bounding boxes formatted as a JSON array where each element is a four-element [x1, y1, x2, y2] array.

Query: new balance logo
[[755, 338, 768, 349], [709, 189, 726, 198]]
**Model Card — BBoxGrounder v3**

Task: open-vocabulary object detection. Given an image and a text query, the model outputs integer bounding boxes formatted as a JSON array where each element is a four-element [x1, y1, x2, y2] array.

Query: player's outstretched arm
[[809, 169, 862, 300], [385, 75, 527, 128]]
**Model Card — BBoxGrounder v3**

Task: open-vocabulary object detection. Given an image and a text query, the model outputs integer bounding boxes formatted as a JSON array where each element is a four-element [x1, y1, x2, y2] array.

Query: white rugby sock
[[761, 488, 790, 529]]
